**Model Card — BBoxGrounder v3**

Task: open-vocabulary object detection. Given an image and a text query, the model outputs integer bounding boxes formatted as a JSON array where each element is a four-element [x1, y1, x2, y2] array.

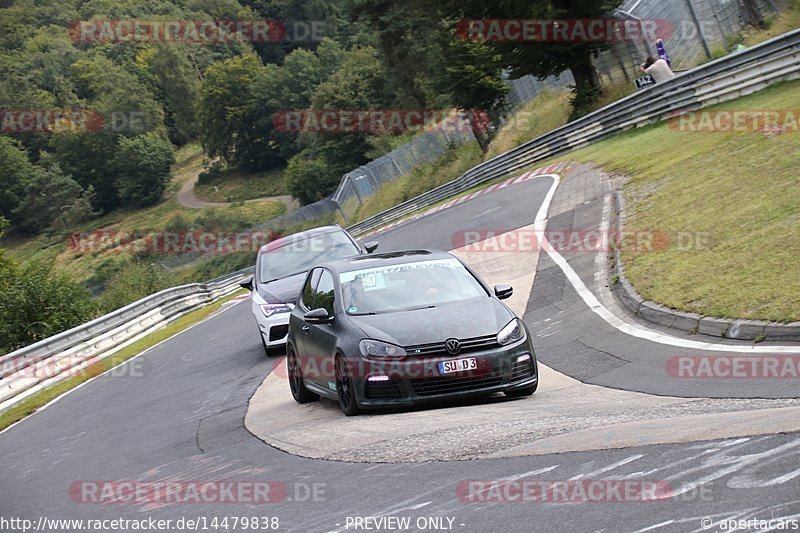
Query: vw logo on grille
[[444, 338, 461, 355]]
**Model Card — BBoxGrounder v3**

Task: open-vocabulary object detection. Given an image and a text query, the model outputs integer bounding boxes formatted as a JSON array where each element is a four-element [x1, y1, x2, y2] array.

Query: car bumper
[[255, 312, 292, 347], [351, 340, 538, 409]]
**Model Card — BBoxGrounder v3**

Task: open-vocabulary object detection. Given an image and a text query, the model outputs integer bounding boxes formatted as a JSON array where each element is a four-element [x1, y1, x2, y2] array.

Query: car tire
[[287, 345, 319, 404], [504, 382, 538, 398], [335, 356, 362, 416]]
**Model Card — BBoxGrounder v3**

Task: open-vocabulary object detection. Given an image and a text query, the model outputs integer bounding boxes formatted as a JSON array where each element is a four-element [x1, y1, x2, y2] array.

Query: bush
[[194, 209, 251, 231], [95, 260, 178, 315], [165, 213, 192, 233], [197, 160, 227, 185], [286, 155, 340, 205], [176, 253, 256, 284], [0, 260, 96, 353]]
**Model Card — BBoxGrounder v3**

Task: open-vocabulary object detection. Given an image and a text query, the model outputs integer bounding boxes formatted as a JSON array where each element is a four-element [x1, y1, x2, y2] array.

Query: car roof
[[314, 250, 456, 276], [258, 224, 349, 254]]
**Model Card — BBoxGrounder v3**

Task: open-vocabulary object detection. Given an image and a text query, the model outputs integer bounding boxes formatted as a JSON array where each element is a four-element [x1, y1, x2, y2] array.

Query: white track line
[[532, 174, 800, 354]]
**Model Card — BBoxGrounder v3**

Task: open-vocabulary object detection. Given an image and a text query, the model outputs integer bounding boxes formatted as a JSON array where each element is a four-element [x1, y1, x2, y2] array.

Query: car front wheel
[[287, 345, 318, 404], [336, 356, 362, 416]]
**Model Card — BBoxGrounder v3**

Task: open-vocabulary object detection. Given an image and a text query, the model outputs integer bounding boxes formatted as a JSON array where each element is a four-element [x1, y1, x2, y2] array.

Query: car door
[[304, 269, 340, 393], [292, 268, 321, 381]]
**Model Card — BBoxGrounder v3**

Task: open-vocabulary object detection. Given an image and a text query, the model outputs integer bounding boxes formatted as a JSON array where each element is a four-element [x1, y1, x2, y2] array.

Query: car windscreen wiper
[[397, 305, 437, 312]]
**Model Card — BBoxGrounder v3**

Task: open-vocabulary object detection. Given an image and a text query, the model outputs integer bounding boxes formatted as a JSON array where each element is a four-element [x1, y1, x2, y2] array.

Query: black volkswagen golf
[[286, 250, 538, 415]]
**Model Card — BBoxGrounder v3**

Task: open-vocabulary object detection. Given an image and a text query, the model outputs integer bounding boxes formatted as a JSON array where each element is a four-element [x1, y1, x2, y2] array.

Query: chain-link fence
[[332, 128, 476, 223], [506, 0, 783, 98]]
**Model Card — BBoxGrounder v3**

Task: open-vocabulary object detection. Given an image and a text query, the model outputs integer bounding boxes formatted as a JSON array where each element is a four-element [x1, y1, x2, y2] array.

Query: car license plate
[[438, 357, 478, 375]]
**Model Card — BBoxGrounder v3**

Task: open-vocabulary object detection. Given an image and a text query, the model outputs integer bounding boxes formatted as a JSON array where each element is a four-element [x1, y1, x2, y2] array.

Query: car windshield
[[339, 257, 488, 314], [259, 231, 360, 282]]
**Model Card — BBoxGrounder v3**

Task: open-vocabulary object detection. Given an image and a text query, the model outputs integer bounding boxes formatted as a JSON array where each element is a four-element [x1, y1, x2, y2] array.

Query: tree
[[114, 135, 175, 206], [440, 36, 510, 150], [248, 42, 343, 163], [350, 0, 450, 107], [140, 45, 202, 144], [0, 136, 35, 221], [285, 46, 388, 203], [198, 54, 264, 164], [51, 132, 121, 212], [70, 55, 167, 138], [13, 164, 96, 235], [408, 0, 623, 118]]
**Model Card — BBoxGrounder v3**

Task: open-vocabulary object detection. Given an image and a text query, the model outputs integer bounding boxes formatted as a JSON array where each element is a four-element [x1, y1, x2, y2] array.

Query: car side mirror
[[240, 277, 254, 291], [494, 284, 513, 300], [304, 308, 333, 324], [364, 241, 379, 253]]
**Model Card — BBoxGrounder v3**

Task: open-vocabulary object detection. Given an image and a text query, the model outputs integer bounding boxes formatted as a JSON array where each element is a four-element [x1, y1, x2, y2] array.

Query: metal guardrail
[[345, 28, 800, 237], [0, 267, 254, 412]]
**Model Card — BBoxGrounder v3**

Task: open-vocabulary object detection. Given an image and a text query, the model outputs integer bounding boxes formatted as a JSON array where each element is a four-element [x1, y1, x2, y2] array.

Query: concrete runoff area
[[245, 213, 800, 462]]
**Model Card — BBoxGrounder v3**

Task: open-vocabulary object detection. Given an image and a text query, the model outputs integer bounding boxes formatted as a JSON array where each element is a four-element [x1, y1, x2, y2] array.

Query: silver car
[[241, 225, 378, 354]]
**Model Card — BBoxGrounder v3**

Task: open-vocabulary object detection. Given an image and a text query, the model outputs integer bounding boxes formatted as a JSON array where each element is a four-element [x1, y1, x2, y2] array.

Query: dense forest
[[0, 0, 625, 228]]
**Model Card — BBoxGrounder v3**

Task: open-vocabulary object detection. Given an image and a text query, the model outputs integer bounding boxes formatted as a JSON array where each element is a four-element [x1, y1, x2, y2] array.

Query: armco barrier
[[345, 28, 800, 237], [0, 267, 254, 413]]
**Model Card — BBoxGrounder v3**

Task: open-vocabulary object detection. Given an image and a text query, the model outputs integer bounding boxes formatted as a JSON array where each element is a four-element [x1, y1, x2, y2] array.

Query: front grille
[[269, 325, 289, 342], [510, 356, 535, 382], [365, 379, 404, 400], [410, 370, 504, 397], [405, 334, 497, 356]]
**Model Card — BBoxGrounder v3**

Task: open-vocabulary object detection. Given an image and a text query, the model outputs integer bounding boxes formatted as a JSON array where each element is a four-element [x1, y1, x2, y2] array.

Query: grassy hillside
[[568, 79, 800, 323], [1, 145, 286, 286]]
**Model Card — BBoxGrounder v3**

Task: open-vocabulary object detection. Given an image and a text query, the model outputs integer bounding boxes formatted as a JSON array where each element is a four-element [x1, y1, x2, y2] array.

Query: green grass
[[563, 79, 800, 323], [485, 90, 573, 159], [0, 289, 246, 431], [194, 166, 291, 203], [741, 1, 800, 48]]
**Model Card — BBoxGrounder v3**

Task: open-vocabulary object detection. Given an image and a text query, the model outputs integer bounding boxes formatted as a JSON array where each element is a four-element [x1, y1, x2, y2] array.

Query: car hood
[[347, 297, 514, 346], [257, 272, 307, 304]]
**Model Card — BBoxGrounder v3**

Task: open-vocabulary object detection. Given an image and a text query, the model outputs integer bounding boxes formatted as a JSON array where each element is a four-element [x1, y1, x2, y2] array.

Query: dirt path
[[176, 167, 300, 211]]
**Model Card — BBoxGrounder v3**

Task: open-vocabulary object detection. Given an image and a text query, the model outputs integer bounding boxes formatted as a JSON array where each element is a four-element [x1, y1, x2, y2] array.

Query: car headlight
[[359, 339, 407, 358], [497, 318, 525, 345], [259, 303, 292, 318]]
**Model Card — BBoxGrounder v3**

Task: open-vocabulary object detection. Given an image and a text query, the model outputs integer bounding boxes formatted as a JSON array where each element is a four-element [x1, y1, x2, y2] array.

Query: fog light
[[516, 354, 531, 362], [367, 375, 390, 382]]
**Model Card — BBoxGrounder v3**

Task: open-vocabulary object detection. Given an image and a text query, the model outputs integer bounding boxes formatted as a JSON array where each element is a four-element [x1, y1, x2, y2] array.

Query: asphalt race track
[[2, 173, 800, 532]]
